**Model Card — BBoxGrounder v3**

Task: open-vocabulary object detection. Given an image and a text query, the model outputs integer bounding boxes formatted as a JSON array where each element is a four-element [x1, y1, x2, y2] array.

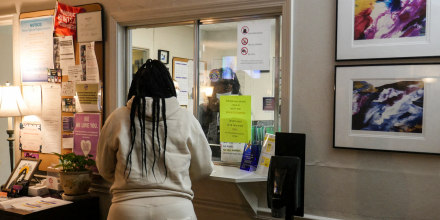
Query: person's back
[[97, 59, 213, 220]]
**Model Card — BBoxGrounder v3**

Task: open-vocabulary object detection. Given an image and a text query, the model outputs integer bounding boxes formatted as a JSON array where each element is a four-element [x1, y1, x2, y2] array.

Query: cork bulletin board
[[19, 3, 104, 171]]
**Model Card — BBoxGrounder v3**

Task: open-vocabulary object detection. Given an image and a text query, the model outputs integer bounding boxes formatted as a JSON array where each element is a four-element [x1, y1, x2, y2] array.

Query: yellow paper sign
[[219, 95, 251, 143]]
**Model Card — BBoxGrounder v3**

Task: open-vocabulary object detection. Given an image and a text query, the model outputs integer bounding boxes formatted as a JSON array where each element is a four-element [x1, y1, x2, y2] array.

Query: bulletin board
[[19, 3, 104, 171]]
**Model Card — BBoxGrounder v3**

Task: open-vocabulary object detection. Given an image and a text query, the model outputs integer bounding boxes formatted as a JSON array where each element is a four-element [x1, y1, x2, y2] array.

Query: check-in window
[[128, 17, 281, 162]]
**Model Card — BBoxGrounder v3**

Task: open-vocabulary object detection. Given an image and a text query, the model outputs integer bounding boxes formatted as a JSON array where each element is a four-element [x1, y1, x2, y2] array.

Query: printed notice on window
[[236, 19, 271, 70], [219, 95, 251, 143]]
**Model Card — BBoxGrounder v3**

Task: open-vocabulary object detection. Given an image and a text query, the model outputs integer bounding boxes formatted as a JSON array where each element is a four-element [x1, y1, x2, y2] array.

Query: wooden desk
[[0, 196, 99, 220]]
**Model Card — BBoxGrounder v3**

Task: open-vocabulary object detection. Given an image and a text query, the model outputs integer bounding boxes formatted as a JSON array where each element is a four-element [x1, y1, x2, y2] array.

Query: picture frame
[[3, 159, 41, 191], [334, 64, 440, 154], [158, 50, 169, 64], [336, 0, 440, 60], [76, 10, 103, 43]]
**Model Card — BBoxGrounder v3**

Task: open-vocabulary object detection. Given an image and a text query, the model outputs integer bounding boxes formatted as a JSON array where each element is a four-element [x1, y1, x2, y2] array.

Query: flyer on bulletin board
[[73, 113, 100, 160], [219, 95, 251, 143]]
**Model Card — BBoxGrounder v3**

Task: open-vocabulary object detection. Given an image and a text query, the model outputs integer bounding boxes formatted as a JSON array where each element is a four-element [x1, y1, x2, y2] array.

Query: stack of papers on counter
[[0, 196, 72, 212]]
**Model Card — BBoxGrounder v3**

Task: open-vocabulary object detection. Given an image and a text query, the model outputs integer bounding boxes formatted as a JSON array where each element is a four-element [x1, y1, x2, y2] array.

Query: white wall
[[0, 24, 13, 184], [132, 25, 194, 76], [292, 0, 440, 219]]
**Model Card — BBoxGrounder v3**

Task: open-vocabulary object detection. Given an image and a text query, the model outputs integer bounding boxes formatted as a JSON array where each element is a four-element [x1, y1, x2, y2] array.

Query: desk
[[0, 196, 99, 220]]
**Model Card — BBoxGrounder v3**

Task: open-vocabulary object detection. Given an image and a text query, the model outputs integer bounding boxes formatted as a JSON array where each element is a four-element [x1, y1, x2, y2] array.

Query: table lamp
[[0, 83, 29, 172]]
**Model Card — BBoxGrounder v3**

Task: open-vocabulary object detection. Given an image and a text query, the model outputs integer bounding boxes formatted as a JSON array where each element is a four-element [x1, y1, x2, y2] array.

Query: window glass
[[130, 25, 195, 111], [198, 19, 279, 160]]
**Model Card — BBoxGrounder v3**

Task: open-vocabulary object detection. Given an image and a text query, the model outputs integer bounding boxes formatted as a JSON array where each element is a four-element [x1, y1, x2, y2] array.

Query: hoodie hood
[[126, 96, 180, 120]]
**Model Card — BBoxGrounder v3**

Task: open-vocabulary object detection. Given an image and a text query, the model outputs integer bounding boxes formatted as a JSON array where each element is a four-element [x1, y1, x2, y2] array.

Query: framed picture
[[336, 0, 440, 60], [158, 50, 169, 64], [76, 10, 103, 43], [3, 159, 41, 190], [334, 64, 440, 154]]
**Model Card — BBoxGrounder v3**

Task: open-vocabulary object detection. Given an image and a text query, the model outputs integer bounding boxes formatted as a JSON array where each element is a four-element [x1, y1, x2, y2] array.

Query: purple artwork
[[354, 0, 426, 40], [352, 80, 424, 133], [73, 113, 100, 160]]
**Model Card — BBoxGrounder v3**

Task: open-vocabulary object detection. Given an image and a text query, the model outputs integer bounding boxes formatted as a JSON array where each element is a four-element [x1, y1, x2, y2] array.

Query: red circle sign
[[241, 37, 248, 45], [241, 47, 248, 55], [241, 26, 249, 34]]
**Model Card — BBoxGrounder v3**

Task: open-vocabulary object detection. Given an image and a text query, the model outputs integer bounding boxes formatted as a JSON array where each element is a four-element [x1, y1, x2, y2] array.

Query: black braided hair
[[125, 59, 176, 179]]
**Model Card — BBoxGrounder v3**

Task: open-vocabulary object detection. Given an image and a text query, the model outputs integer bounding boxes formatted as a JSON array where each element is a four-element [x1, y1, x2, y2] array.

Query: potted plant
[[54, 153, 96, 196]]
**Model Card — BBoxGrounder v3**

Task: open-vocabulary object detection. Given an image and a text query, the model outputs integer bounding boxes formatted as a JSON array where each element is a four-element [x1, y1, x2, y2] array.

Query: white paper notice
[[77, 11, 102, 42], [57, 36, 75, 74], [237, 19, 271, 70], [79, 42, 99, 82], [67, 65, 83, 82], [41, 84, 61, 153], [62, 134, 74, 149], [221, 142, 245, 163], [41, 119, 61, 153], [20, 16, 54, 82], [22, 85, 42, 115], [61, 81, 75, 96], [174, 61, 189, 105], [42, 84, 61, 120]]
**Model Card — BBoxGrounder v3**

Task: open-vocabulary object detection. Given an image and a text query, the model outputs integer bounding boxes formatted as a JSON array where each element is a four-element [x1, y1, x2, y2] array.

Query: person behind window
[[199, 67, 241, 144], [97, 59, 213, 220]]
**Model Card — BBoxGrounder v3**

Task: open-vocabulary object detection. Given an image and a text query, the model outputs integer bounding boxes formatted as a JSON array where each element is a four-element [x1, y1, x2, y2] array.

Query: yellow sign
[[220, 96, 251, 143]]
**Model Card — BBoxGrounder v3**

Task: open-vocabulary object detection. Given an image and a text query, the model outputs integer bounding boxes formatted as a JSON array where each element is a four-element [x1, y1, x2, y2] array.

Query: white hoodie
[[97, 97, 213, 203]]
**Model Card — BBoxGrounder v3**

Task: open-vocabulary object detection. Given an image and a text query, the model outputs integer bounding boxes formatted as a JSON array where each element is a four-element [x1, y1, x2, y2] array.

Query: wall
[[292, 0, 440, 219], [132, 26, 194, 76], [0, 24, 13, 184]]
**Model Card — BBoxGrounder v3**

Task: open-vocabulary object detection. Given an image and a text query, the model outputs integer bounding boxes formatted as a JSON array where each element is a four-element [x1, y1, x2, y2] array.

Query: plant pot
[[59, 170, 92, 196]]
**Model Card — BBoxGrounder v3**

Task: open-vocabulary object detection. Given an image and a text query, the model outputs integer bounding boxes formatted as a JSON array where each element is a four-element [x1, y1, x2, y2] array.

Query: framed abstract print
[[334, 64, 440, 154], [336, 0, 440, 60]]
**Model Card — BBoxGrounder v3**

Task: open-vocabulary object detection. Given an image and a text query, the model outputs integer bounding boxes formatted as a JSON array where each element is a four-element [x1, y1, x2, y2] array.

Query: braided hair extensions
[[125, 59, 177, 179]]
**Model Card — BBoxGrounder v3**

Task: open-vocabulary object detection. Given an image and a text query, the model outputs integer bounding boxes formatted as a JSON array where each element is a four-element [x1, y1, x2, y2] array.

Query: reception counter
[[90, 165, 272, 220]]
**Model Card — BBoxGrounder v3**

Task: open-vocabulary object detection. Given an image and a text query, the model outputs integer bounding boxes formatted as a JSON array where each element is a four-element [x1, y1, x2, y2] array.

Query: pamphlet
[[255, 133, 275, 176], [240, 144, 261, 171], [11, 197, 72, 212]]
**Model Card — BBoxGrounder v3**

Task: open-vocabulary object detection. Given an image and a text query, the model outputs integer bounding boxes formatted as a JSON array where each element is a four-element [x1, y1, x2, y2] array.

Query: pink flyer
[[73, 113, 100, 160]]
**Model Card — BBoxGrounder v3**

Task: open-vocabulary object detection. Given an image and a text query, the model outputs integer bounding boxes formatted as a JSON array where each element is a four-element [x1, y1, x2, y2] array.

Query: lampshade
[[0, 86, 30, 117]]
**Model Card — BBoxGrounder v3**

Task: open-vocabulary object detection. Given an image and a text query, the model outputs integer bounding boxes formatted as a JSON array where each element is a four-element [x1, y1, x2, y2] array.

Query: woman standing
[[97, 59, 213, 220]]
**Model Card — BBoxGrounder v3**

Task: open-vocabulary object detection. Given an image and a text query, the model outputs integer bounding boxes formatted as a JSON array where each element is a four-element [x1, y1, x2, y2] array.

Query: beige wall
[[2, 0, 440, 219], [292, 0, 440, 219], [0, 24, 13, 184]]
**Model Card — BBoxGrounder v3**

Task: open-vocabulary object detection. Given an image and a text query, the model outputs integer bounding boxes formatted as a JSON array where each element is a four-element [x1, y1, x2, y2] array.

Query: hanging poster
[[20, 16, 54, 82], [174, 60, 189, 105], [76, 82, 100, 112], [41, 84, 62, 153], [22, 85, 42, 115], [237, 19, 271, 70], [54, 36, 75, 73], [77, 11, 103, 42], [73, 113, 100, 160], [54, 2, 84, 38], [19, 122, 42, 152], [79, 42, 99, 82], [219, 95, 252, 143]]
